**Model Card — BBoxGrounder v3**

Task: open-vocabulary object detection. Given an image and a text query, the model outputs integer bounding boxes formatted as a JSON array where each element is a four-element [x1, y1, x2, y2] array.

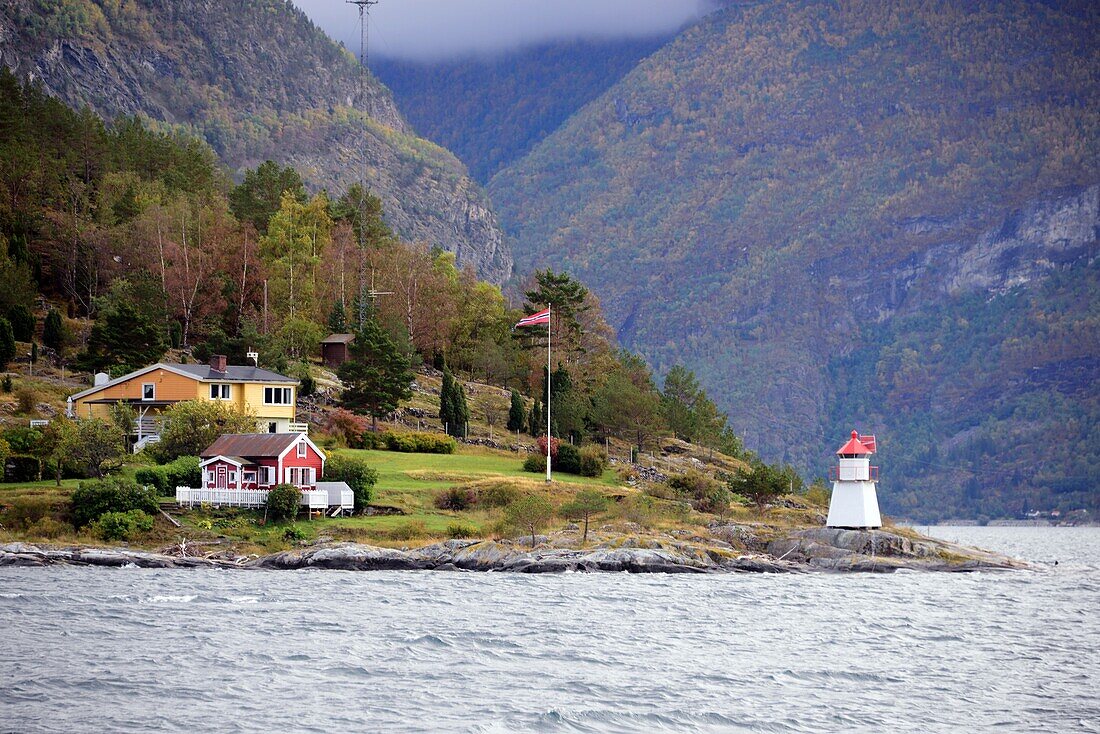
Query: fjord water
[[1, 528, 1097, 733]]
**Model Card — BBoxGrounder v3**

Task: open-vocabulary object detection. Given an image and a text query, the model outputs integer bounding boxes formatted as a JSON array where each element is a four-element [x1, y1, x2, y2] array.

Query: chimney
[[210, 354, 227, 373]]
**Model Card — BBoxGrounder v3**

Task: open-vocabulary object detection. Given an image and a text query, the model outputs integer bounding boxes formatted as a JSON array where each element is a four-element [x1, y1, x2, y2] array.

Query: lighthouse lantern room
[[826, 430, 882, 529]]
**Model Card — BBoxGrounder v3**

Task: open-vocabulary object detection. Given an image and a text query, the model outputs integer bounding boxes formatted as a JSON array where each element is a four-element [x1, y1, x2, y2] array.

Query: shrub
[[2, 496, 53, 529], [265, 483, 301, 523], [282, 525, 307, 543], [382, 431, 455, 454], [477, 482, 520, 508], [522, 454, 546, 473], [536, 435, 560, 460], [359, 430, 385, 450], [619, 494, 658, 527], [43, 308, 66, 352], [434, 486, 475, 511], [389, 520, 428, 541], [324, 453, 379, 511], [26, 516, 70, 539], [70, 478, 159, 528], [1, 374, 10, 392], [165, 456, 201, 490], [554, 443, 582, 474], [135, 466, 169, 494], [805, 481, 831, 507], [15, 387, 37, 414], [5, 455, 42, 483], [327, 409, 367, 447], [93, 509, 154, 541], [694, 482, 731, 515], [446, 523, 478, 539], [578, 445, 608, 477]]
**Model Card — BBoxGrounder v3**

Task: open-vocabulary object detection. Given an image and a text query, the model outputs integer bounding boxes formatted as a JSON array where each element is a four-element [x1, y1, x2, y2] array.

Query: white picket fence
[[175, 487, 329, 511]]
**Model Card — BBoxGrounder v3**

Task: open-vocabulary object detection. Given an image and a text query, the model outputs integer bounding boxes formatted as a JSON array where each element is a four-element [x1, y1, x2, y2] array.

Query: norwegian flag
[[514, 308, 550, 328]]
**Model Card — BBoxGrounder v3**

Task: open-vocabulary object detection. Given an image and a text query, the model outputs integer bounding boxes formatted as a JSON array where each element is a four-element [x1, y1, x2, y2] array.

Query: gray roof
[[321, 333, 355, 344], [169, 363, 297, 383]]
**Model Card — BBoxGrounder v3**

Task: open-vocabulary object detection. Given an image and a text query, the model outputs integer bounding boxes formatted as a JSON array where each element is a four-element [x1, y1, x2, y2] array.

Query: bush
[[389, 520, 428, 541], [165, 456, 201, 490], [1, 496, 52, 529], [26, 516, 70, 539], [1, 374, 10, 392], [446, 522, 478, 539], [265, 484, 301, 523], [70, 478, 159, 528], [434, 486, 475, 511], [619, 494, 658, 527], [327, 409, 367, 447], [93, 509, 154, 541], [694, 482, 731, 515], [477, 482, 520, 508], [578, 445, 608, 477], [282, 525, 307, 543], [358, 430, 385, 450], [4, 454, 42, 483], [15, 387, 36, 414], [382, 431, 455, 454], [324, 453, 379, 511], [554, 443, 582, 474], [135, 466, 169, 494], [522, 454, 546, 473]]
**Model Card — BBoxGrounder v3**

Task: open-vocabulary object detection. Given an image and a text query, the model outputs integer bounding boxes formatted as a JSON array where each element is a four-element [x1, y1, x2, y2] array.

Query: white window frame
[[228, 471, 237, 485], [210, 383, 230, 400], [264, 386, 293, 405], [243, 471, 256, 484], [260, 466, 274, 486], [297, 441, 307, 458], [142, 383, 155, 401]]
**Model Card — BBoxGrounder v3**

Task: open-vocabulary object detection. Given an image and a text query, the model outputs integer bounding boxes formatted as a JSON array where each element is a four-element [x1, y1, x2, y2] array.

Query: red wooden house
[[199, 433, 325, 491]]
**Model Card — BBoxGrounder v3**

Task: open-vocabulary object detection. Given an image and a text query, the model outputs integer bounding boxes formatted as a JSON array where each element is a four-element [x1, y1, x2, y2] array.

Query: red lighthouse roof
[[837, 430, 875, 456]]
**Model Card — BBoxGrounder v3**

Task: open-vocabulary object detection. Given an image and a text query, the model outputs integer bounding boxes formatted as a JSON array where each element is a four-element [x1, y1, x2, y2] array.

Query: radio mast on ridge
[[346, 0, 380, 328]]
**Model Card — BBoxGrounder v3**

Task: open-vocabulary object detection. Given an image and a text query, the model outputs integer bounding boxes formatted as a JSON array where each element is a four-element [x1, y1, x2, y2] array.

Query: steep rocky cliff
[[0, 0, 511, 282]]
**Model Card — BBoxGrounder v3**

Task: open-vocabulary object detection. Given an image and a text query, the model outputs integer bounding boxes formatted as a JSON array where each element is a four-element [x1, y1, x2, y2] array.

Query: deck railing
[[175, 487, 329, 510]]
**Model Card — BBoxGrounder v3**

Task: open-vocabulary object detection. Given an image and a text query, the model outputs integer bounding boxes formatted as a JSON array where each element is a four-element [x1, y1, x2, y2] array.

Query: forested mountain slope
[[489, 0, 1100, 521], [0, 0, 511, 281], [373, 36, 672, 184]]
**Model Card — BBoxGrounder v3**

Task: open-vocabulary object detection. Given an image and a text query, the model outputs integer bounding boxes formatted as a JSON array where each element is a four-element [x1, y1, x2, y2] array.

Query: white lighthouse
[[826, 430, 882, 529]]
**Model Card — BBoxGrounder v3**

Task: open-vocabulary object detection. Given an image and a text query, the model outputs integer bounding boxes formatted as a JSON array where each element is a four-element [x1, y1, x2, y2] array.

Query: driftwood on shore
[[0, 527, 1030, 574]]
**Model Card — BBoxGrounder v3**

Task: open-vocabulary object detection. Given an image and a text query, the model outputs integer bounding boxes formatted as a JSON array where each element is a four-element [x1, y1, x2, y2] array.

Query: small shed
[[321, 333, 355, 368]]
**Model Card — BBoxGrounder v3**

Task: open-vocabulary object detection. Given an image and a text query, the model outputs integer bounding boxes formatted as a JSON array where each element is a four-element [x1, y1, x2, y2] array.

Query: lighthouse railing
[[830, 465, 879, 481]]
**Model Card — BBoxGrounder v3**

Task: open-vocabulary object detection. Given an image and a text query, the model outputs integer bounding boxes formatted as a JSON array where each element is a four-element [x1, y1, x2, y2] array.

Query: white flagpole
[[546, 303, 552, 483]]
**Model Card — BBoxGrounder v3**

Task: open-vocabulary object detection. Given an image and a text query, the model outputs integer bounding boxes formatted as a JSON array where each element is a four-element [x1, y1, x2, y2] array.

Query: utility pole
[[347, 0, 380, 329]]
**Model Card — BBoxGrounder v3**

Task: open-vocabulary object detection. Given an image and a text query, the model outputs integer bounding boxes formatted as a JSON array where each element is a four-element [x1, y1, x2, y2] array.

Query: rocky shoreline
[[0, 527, 1031, 574]]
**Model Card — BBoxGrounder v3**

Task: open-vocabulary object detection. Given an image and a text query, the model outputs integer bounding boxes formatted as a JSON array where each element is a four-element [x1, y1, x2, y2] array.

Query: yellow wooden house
[[67, 355, 303, 451]]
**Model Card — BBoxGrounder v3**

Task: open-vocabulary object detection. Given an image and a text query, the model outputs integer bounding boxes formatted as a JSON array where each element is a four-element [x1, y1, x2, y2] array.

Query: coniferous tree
[[0, 318, 14, 369], [528, 399, 543, 437], [327, 300, 348, 333], [6, 304, 35, 342], [439, 366, 457, 433], [338, 316, 414, 431], [507, 390, 526, 432], [454, 382, 470, 438], [43, 309, 65, 352]]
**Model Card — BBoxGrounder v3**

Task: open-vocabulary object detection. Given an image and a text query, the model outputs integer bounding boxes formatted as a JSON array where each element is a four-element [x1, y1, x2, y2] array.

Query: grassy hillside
[[489, 0, 1100, 521], [374, 36, 671, 184]]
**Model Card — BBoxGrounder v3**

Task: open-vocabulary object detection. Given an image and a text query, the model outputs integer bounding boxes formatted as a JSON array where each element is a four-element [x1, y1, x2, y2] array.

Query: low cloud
[[293, 0, 713, 61]]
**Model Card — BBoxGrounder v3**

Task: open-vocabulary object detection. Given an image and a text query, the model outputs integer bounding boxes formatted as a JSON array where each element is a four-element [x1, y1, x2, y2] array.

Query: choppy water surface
[[1, 527, 1098, 733]]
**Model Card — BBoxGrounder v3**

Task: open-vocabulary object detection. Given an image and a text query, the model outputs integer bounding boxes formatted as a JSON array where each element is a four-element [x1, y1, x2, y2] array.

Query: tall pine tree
[[507, 390, 526, 432], [338, 316, 414, 431], [439, 366, 469, 437]]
